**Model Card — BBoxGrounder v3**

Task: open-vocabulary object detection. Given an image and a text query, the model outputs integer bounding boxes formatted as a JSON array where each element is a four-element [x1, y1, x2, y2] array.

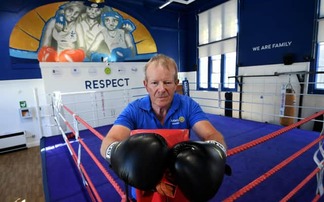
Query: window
[[311, 0, 324, 93], [199, 57, 209, 88], [316, 43, 324, 89], [211, 55, 221, 88], [224, 52, 236, 89], [198, 0, 238, 91]]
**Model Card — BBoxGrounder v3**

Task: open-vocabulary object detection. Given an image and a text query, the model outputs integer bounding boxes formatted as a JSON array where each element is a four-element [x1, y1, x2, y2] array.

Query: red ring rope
[[59, 104, 129, 201], [227, 110, 324, 156], [223, 111, 324, 202], [63, 118, 127, 200], [280, 167, 321, 201], [63, 105, 104, 140], [224, 134, 324, 201], [313, 194, 321, 202], [62, 131, 102, 202]]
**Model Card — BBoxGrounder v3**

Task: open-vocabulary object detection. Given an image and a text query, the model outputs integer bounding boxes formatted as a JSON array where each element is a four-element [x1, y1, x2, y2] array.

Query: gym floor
[[0, 146, 44, 202]]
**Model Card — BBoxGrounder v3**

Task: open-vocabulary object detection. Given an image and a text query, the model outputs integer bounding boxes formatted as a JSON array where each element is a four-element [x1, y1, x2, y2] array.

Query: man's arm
[[100, 124, 131, 158], [192, 120, 227, 148]]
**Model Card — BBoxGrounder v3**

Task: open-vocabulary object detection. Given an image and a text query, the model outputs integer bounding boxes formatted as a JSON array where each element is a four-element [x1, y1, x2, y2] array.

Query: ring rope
[[54, 102, 126, 201], [66, 137, 101, 202], [227, 110, 324, 157], [60, 104, 129, 201], [280, 167, 321, 201], [57, 117, 101, 201], [78, 137, 128, 202], [54, 116, 73, 155], [313, 140, 324, 198], [313, 194, 321, 202], [53, 116, 101, 202], [223, 128, 324, 201], [63, 105, 104, 140]]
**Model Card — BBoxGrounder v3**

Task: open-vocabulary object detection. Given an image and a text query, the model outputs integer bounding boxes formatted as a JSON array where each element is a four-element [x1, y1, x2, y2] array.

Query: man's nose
[[157, 83, 166, 91]]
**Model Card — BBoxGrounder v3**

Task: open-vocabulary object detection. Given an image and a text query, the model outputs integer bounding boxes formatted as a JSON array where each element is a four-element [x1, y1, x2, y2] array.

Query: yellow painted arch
[[9, 1, 157, 55]]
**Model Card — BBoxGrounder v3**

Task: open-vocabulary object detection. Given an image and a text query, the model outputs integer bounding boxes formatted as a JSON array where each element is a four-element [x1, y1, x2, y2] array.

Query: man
[[100, 54, 227, 200]]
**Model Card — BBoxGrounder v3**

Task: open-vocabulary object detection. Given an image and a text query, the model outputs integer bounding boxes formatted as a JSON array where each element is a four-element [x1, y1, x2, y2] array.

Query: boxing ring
[[40, 91, 324, 202]]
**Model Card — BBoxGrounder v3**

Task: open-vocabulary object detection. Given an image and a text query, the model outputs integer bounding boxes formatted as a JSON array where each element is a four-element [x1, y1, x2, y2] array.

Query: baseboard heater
[[0, 131, 27, 154]]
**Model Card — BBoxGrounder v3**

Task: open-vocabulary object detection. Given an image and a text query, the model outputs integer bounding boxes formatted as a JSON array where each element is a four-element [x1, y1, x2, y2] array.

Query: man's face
[[144, 62, 178, 109]]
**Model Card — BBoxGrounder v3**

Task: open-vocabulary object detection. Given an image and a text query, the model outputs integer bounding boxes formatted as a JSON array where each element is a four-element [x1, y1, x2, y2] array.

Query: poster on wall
[[9, 0, 157, 63], [238, 0, 316, 67]]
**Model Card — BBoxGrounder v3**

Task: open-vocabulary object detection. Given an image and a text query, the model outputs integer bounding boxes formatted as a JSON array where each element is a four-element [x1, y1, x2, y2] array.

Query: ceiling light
[[159, 0, 196, 9]]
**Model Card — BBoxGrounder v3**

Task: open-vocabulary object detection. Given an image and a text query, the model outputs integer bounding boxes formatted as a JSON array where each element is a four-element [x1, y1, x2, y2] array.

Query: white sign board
[[40, 62, 146, 94]]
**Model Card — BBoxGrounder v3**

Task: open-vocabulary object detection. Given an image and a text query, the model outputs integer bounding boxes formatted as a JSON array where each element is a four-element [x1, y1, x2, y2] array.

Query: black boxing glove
[[105, 133, 169, 190], [168, 140, 227, 202]]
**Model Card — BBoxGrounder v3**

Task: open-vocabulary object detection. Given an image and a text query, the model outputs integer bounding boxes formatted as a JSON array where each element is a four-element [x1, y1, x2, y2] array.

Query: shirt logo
[[171, 116, 185, 125], [179, 116, 185, 123]]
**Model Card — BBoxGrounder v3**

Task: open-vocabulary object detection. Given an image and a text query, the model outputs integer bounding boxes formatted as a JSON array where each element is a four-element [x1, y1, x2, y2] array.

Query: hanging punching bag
[[280, 83, 296, 126]]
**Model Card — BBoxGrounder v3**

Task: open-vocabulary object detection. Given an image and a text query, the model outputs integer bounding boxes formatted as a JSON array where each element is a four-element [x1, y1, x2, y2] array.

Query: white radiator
[[0, 131, 27, 153]]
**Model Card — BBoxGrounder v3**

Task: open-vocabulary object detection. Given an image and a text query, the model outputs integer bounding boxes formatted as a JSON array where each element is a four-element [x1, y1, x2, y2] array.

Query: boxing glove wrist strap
[[205, 140, 227, 156], [105, 141, 119, 164]]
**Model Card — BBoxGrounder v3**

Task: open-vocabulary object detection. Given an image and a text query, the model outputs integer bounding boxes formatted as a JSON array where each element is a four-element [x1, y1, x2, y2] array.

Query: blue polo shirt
[[114, 93, 208, 130]]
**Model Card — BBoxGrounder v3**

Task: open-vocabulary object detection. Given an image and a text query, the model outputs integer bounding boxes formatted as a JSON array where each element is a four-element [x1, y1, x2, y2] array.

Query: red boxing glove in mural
[[38, 47, 85, 62], [38, 46, 58, 62], [58, 49, 85, 62]]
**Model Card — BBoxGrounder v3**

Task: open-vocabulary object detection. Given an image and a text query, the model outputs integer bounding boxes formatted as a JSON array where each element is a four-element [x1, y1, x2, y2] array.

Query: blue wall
[[238, 0, 317, 66], [0, 0, 318, 80]]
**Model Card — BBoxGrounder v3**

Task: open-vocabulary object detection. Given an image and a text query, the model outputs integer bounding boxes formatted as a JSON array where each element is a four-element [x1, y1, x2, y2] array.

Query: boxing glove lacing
[[105, 141, 119, 164]]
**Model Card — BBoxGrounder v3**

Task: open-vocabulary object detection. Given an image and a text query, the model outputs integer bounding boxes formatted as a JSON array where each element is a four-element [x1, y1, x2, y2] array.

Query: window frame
[[308, 1, 324, 95], [308, 0, 324, 94], [197, 0, 238, 92], [309, 42, 324, 94], [197, 53, 237, 92]]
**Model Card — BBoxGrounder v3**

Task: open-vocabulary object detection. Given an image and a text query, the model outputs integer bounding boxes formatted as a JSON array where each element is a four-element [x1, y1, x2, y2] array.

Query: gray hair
[[144, 54, 178, 81]]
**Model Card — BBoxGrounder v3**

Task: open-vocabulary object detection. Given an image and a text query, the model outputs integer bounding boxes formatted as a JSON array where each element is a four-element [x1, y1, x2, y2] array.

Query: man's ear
[[175, 79, 179, 85], [143, 80, 148, 90]]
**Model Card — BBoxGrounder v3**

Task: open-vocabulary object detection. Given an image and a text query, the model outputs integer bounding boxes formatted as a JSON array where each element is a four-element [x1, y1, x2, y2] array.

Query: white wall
[[181, 62, 324, 130], [0, 79, 46, 147]]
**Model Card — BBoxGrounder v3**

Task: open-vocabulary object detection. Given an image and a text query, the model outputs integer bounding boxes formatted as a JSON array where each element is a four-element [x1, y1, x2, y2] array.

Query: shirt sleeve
[[113, 102, 137, 130], [187, 98, 209, 126]]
